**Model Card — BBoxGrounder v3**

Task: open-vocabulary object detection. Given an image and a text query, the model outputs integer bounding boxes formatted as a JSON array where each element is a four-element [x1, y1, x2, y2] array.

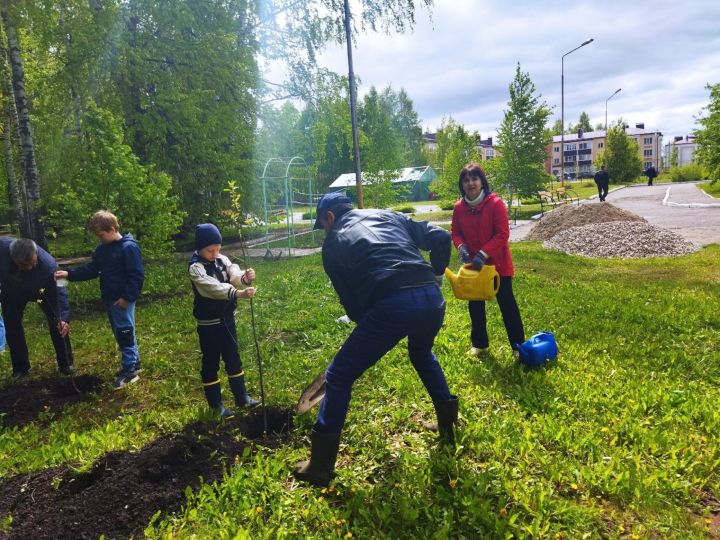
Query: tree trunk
[[59, 2, 82, 134], [0, 14, 29, 236], [0, 0, 47, 248]]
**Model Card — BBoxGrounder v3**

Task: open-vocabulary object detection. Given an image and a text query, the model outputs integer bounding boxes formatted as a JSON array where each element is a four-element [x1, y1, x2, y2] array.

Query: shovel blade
[[296, 372, 326, 415]]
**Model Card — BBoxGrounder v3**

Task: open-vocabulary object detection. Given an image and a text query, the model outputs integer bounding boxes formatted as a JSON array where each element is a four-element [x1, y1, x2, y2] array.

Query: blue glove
[[458, 244, 470, 264], [471, 250, 487, 270]]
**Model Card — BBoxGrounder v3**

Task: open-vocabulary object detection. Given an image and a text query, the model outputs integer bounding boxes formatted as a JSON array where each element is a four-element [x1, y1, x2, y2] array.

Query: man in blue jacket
[[294, 193, 457, 487], [0, 238, 75, 379], [55, 211, 144, 389]]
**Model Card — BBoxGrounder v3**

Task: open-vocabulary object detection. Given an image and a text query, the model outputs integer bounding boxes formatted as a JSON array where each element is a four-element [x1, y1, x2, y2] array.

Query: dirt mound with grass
[[526, 203, 645, 241], [544, 221, 699, 258], [0, 408, 293, 540], [0, 375, 103, 428]]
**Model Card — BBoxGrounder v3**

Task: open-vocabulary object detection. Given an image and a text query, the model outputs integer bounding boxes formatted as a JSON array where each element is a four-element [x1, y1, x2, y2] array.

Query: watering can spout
[[444, 266, 458, 285]]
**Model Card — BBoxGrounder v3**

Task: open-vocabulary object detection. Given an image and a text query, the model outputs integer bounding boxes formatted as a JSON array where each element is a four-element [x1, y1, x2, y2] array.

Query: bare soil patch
[[0, 407, 293, 540], [526, 203, 645, 241], [0, 375, 103, 428]]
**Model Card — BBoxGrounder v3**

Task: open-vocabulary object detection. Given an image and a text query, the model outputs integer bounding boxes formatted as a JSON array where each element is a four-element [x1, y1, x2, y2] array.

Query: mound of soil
[[0, 407, 293, 540], [0, 375, 103, 428], [526, 203, 645, 241], [544, 221, 699, 258]]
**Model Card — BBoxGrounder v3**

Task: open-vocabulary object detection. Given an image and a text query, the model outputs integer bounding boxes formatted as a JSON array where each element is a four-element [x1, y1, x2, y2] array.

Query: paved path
[[601, 182, 720, 246]]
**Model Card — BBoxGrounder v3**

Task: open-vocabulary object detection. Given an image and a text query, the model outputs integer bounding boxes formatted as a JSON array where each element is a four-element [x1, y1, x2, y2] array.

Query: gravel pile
[[526, 203, 645, 241], [544, 221, 699, 258]]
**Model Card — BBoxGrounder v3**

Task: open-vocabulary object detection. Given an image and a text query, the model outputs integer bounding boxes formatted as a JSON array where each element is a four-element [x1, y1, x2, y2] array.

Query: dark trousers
[[2, 296, 73, 375], [315, 284, 451, 434], [596, 182, 609, 201], [197, 316, 243, 384], [468, 276, 525, 350]]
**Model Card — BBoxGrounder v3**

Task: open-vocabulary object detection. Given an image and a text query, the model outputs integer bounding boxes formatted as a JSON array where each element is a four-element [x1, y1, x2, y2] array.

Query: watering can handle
[[493, 269, 500, 294]]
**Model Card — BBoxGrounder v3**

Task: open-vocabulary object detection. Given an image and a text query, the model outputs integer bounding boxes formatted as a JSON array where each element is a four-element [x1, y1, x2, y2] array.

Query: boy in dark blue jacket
[[55, 211, 145, 389], [0, 238, 74, 378]]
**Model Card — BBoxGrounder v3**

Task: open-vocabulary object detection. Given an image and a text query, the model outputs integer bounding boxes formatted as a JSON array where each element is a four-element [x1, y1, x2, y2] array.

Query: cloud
[[313, 0, 720, 138]]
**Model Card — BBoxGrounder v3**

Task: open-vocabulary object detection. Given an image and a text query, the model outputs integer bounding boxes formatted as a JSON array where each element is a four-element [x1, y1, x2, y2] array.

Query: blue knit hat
[[195, 223, 223, 250], [313, 192, 352, 229]]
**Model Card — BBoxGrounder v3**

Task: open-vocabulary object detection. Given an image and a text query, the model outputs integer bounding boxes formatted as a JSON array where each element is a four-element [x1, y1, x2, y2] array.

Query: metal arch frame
[[259, 156, 313, 257]]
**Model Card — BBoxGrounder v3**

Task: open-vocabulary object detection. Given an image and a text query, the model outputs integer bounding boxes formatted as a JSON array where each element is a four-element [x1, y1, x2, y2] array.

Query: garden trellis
[[259, 156, 316, 258]]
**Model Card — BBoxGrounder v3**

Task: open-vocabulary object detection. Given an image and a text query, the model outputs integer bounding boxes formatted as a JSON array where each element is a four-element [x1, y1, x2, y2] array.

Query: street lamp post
[[605, 88, 621, 131], [561, 38, 594, 186]]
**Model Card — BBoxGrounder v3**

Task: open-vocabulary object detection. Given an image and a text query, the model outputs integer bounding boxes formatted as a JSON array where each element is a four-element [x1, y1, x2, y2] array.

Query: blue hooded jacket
[[0, 237, 70, 321], [68, 233, 144, 302]]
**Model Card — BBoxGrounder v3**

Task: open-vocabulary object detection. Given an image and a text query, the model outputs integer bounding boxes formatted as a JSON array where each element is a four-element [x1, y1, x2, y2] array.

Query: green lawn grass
[[2, 243, 719, 538]]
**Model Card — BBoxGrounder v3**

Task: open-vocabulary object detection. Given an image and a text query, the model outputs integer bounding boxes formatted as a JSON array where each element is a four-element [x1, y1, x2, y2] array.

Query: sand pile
[[526, 203, 645, 241]]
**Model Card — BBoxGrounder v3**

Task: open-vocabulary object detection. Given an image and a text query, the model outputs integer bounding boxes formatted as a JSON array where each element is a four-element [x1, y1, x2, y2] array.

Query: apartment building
[[422, 132, 497, 161], [548, 125, 663, 179], [664, 135, 698, 167]]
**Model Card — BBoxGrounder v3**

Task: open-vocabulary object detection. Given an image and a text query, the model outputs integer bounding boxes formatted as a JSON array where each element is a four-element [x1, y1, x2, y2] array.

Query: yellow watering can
[[444, 264, 500, 301]]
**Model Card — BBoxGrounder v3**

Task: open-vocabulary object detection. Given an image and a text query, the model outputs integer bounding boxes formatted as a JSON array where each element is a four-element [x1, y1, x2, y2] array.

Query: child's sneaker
[[113, 369, 140, 390], [468, 346, 489, 357]]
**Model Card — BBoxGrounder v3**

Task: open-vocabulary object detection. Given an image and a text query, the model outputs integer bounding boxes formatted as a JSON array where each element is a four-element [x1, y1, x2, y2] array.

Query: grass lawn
[[1, 243, 719, 538]]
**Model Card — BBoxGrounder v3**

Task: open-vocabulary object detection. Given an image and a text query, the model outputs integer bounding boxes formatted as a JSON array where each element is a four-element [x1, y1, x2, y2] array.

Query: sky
[[314, 0, 720, 140]]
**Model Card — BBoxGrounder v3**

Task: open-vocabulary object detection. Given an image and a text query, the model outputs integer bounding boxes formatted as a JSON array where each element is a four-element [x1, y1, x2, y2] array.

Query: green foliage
[[493, 63, 553, 197], [438, 200, 456, 211], [428, 117, 482, 199], [662, 163, 708, 182], [575, 111, 592, 133], [391, 204, 415, 213], [695, 82, 720, 182], [45, 101, 184, 256], [594, 120, 643, 183]]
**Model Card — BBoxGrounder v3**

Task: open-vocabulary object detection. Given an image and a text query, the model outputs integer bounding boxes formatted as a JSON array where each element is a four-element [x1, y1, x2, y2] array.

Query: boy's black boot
[[228, 373, 260, 408], [423, 395, 459, 445], [204, 382, 234, 419], [294, 430, 341, 487]]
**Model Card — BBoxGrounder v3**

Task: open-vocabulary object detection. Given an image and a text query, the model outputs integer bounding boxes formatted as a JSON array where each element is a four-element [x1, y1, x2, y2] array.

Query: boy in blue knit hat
[[189, 223, 259, 418]]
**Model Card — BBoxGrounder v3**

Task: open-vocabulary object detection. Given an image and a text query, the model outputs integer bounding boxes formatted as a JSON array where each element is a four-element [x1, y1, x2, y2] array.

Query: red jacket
[[451, 192, 515, 277]]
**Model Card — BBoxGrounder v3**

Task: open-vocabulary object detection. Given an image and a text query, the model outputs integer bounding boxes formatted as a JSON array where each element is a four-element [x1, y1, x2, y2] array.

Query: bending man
[[294, 193, 457, 487], [0, 238, 74, 379]]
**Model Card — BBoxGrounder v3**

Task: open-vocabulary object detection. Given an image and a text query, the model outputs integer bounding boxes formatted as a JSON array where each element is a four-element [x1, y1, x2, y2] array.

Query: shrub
[[392, 205, 415, 214], [664, 163, 708, 182], [439, 200, 456, 211]]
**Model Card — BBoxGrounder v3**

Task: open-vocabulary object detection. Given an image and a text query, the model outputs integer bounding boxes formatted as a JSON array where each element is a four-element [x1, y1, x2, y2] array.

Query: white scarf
[[464, 189, 486, 207]]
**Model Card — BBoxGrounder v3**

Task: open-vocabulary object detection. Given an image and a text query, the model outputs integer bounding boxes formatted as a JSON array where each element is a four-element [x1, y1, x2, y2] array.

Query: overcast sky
[[315, 0, 720, 140]]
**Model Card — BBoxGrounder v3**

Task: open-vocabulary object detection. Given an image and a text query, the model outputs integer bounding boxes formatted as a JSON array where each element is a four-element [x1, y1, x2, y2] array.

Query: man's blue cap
[[314, 192, 352, 230]]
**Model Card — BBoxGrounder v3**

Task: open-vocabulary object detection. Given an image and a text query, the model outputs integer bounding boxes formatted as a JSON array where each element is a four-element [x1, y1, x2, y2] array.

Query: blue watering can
[[517, 332, 558, 368]]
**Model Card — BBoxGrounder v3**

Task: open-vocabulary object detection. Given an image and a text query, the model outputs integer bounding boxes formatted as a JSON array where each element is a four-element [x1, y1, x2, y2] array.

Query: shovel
[[296, 371, 326, 415]]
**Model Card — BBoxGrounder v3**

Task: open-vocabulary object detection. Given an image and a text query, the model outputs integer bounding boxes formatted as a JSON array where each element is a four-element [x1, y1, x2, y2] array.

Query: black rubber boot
[[293, 430, 341, 487], [204, 382, 234, 418], [229, 374, 260, 408], [425, 395, 459, 445]]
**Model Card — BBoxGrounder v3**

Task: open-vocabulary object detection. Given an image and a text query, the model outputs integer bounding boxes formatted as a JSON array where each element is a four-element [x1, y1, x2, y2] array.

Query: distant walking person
[[0, 238, 75, 379], [55, 211, 144, 389], [594, 166, 610, 201], [645, 165, 658, 186]]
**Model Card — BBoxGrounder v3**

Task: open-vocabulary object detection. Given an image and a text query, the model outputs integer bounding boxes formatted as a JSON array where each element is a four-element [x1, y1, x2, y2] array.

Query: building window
[[565, 143, 576, 151], [579, 143, 588, 150], [598, 142, 604, 148], [553, 158, 559, 165], [644, 149, 652, 156], [644, 137, 652, 145], [644, 161, 653, 169], [554, 146, 559, 152]]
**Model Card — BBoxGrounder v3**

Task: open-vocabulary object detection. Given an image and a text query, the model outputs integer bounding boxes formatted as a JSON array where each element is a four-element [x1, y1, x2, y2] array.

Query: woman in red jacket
[[451, 163, 525, 358]]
